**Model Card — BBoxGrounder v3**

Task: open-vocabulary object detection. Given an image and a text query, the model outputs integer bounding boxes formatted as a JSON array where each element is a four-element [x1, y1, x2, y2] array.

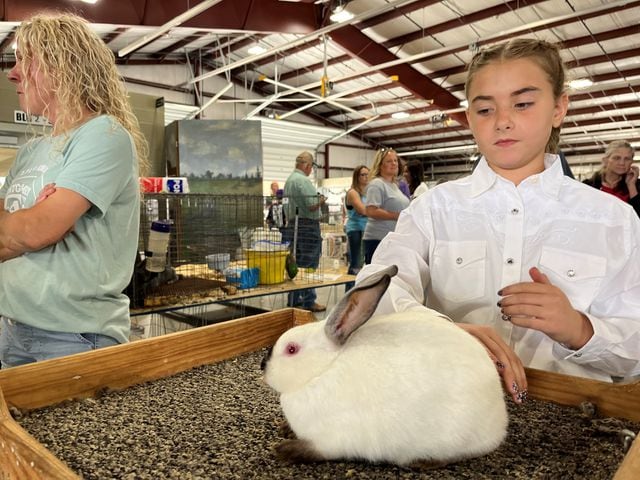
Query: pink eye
[[285, 342, 299, 356]]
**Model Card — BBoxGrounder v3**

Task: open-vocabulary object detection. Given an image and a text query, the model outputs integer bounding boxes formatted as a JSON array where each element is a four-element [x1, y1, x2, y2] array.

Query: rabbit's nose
[[260, 346, 273, 371]]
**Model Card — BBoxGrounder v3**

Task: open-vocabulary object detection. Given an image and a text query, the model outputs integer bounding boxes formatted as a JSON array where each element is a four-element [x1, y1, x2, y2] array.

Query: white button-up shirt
[[358, 154, 640, 381]]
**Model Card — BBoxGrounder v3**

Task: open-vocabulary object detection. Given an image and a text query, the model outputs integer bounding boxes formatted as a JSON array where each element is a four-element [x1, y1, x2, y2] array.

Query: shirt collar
[[539, 153, 564, 199], [470, 158, 497, 197], [470, 153, 564, 198]]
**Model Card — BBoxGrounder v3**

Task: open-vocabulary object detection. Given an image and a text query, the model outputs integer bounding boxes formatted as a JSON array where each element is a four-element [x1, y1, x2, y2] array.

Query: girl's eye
[[476, 108, 492, 116], [285, 343, 299, 355], [515, 102, 533, 110]]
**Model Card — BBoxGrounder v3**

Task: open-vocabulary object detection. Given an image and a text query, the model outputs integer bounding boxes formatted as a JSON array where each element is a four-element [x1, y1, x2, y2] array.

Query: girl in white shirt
[[358, 38, 640, 404]]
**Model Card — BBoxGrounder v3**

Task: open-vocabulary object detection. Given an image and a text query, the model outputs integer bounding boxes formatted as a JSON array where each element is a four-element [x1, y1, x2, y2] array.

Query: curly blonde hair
[[15, 13, 148, 174]]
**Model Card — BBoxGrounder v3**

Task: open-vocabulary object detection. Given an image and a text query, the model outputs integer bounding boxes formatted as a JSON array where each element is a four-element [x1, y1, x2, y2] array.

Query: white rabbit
[[262, 265, 508, 467]]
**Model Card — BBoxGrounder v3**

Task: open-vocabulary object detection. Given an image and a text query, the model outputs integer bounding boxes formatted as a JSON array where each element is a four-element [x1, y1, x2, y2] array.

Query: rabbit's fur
[[262, 265, 508, 466]]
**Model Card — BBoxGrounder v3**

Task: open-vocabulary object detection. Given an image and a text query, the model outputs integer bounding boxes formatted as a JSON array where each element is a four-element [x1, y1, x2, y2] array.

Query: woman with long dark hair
[[344, 165, 369, 288]]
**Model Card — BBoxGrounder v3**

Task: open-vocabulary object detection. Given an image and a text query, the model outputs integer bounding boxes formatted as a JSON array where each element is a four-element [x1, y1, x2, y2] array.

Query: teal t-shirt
[[284, 169, 320, 220], [0, 115, 139, 343]]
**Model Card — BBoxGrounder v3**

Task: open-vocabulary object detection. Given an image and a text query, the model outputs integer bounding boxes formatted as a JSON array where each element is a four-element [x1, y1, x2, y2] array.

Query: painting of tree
[[166, 120, 263, 194]]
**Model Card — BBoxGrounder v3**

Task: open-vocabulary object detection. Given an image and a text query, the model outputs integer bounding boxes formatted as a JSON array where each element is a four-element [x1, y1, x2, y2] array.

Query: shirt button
[[456, 257, 463, 264], [574, 352, 582, 358], [567, 269, 576, 278], [506, 258, 514, 265], [511, 208, 519, 215]]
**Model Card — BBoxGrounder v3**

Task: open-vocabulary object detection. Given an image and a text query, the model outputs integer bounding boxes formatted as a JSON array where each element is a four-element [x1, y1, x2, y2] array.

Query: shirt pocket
[[538, 246, 606, 311], [431, 240, 486, 303]]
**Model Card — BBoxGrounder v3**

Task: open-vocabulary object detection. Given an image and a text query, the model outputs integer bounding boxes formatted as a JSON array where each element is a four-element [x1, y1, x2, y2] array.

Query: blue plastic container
[[225, 267, 259, 289]]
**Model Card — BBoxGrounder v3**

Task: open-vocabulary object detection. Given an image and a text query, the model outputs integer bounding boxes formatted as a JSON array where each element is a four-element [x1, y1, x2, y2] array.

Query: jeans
[[282, 219, 322, 308], [0, 316, 120, 368], [364, 239, 382, 265], [346, 229, 364, 291]]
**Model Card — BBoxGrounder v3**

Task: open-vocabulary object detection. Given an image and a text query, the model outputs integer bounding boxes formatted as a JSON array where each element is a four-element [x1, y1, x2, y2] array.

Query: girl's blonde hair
[[464, 38, 566, 154], [15, 13, 148, 174], [369, 148, 396, 181]]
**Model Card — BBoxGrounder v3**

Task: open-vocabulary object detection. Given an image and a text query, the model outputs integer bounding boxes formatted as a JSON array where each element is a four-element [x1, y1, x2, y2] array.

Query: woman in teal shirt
[[344, 165, 369, 289], [0, 13, 147, 367]]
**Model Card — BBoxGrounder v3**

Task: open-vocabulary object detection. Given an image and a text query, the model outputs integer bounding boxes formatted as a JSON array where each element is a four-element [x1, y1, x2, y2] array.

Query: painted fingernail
[[512, 382, 519, 393], [497, 301, 502, 307], [497, 289, 503, 296], [502, 314, 511, 321], [517, 390, 528, 403], [496, 361, 505, 370]]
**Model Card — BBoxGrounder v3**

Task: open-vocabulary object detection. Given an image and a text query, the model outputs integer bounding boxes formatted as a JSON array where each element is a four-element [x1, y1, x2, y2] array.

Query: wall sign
[[14, 110, 51, 126]]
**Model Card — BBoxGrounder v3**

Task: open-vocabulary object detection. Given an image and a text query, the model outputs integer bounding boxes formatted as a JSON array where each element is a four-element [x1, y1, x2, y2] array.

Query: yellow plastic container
[[245, 249, 288, 284]]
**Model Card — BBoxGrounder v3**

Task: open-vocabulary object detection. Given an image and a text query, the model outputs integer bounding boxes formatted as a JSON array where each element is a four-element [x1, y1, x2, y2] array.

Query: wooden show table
[[0, 309, 639, 479]]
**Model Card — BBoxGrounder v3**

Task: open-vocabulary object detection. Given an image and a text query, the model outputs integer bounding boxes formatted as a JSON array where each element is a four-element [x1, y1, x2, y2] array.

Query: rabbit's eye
[[285, 343, 299, 355]]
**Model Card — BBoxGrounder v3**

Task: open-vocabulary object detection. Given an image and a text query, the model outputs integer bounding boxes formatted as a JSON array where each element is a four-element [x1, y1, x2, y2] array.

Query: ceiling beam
[[272, 0, 547, 98], [363, 96, 639, 138], [328, 24, 466, 127], [431, 24, 640, 80], [118, 0, 225, 57], [278, 54, 351, 82], [447, 46, 640, 94], [187, 0, 418, 84], [357, 0, 441, 30], [250, 0, 441, 70], [384, 0, 547, 49], [153, 32, 210, 62], [326, 74, 640, 121], [317, 0, 640, 93]]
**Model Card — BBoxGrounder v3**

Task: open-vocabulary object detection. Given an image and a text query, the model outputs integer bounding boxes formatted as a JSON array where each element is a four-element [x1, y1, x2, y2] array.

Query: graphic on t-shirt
[[3, 164, 49, 213]]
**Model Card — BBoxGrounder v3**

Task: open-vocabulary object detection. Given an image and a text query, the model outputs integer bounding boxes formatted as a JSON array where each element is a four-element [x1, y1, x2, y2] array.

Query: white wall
[[327, 143, 375, 175]]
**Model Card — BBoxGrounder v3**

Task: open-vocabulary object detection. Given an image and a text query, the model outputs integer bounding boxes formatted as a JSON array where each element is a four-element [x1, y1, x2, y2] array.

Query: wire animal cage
[[126, 193, 345, 310], [127, 194, 264, 308]]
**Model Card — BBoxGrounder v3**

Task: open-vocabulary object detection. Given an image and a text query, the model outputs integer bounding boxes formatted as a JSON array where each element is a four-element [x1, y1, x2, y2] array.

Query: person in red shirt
[[583, 140, 639, 216]]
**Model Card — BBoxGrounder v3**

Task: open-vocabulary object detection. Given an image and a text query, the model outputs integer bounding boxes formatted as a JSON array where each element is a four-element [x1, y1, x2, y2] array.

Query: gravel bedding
[[14, 349, 639, 480]]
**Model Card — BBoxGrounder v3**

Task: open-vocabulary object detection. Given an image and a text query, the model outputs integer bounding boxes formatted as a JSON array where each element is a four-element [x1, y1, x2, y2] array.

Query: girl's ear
[[552, 92, 569, 128]]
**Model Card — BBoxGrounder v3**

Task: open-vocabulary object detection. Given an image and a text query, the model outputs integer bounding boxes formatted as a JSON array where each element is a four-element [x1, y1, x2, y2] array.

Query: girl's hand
[[499, 267, 594, 350], [457, 323, 528, 404], [36, 183, 57, 203]]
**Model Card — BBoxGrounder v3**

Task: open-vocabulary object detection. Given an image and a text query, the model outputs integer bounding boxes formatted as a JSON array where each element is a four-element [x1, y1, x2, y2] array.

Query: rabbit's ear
[[324, 265, 398, 345]]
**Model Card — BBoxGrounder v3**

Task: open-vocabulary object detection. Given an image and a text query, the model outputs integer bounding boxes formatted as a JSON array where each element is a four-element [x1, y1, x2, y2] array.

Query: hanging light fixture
[[330, 1, 354, 22], [248, 44, 267, 55], [391, 111, 410, 119]]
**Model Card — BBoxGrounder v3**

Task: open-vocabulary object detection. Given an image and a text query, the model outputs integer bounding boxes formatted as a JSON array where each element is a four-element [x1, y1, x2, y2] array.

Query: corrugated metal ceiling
[[1, 0, 638, 177]]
